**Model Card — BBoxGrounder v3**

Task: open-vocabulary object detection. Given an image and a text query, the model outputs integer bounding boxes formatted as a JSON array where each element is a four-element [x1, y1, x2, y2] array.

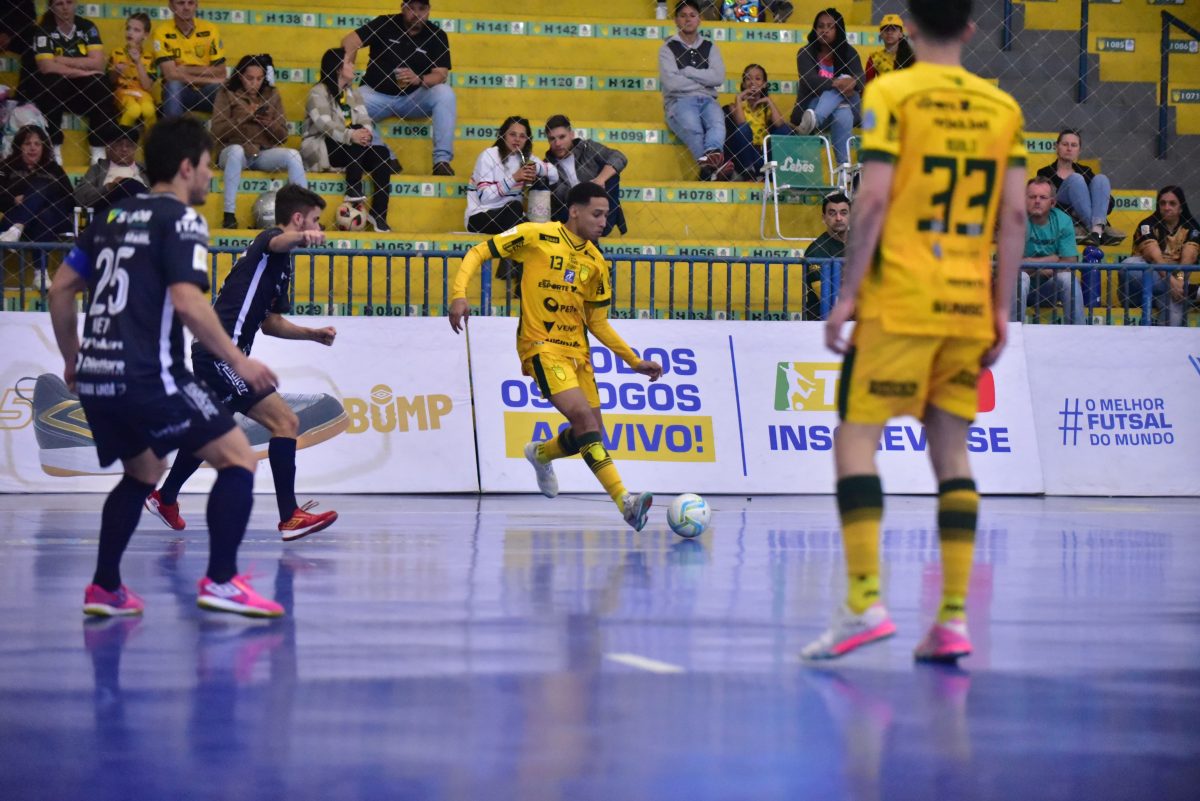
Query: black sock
[[205, 467, 254, 584], [158, 451, 203, 506], [268, 437, 298, 522], [92, 475, 155, 591]]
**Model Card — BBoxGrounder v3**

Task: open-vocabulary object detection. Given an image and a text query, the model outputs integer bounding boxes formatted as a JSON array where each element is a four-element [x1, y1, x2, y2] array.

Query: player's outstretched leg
[[84, 450, 161, 616], [574, 431, 652, 531], [146, 452, 203, 531], [252, 395, 337, 541], [193, 428, 282, 617]]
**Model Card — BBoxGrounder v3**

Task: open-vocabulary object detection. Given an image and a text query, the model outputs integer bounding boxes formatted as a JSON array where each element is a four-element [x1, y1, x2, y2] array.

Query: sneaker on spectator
[[1081, 230, 1102, 247], [197, 574, 284, 617], [1100, 224, 1126, 246], [83, 583, 145, 616], [432, 161, 454, 176], [0, 224, 23, 243], [1073, 221, 1089, 244], [368, 214, 391, 233], [711, 160, 735, 182], [27, 267, 48, 293], [796, 108, 818, 135], [222, 212, 238, 229], [145, 489, 186, 531], [769, 1, 794, 23]]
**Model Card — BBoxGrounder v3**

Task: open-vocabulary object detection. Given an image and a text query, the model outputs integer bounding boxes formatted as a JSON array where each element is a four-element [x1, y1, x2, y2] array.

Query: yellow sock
[[536, 428, 578, 463], [577, 432, 626, 505], [837, 475, 883, 613], [937, 478, 979, 623]]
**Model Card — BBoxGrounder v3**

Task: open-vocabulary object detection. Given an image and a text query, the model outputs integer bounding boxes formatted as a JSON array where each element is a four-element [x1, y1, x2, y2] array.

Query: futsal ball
[[667, 493, 711, 538], [251, 189, 276, 228], [335, 201, 366, 232]]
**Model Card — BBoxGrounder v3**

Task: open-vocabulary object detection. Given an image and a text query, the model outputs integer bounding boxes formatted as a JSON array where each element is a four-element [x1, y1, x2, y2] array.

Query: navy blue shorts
[[80, 375, 237, 467], [193, 356, 276, 415]]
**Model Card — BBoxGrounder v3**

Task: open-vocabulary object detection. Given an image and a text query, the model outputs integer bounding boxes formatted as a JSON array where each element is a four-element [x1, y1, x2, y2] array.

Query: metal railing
[[4, 243, 1197, 326], [1158, 12, 1200, 159]]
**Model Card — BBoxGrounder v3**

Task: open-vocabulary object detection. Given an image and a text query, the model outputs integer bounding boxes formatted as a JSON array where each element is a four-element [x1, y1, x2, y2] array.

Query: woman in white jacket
[[465, 115, 556, 233], [303, 47, 397, 232]]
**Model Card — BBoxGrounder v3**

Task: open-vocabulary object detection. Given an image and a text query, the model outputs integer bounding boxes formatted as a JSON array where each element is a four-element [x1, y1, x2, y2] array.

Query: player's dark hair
[[494, 116, 533, 160], [319, 48, 348, 99], [822, 192, 850, 213], [127, 12, 151, 33], [145, 115, 212, 185], [567, 181, 608, 207], [675, 1, 702, 17], [908, 0, 973, 41], [1155, 185, 1198, 229], [544, 114, 572, 134], [275, 184, 327, 226], [1055, 128, 1082, 145]]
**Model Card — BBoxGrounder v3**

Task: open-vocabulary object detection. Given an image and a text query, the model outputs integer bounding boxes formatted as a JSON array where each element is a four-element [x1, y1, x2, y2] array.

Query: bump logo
[[344, 384, 453, 434]]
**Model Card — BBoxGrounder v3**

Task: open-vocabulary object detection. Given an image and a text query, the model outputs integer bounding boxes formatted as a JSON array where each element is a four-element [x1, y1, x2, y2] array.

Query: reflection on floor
[[1, 494, 1197, 800]]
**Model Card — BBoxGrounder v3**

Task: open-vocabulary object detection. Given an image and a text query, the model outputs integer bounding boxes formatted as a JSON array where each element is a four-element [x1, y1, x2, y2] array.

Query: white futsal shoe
[[524, 441, 559, 498]]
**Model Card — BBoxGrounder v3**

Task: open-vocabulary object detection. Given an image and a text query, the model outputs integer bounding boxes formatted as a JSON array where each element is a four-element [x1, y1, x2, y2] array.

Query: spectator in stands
[[724, 63, 793, 180], [0, 0, 37, 58], [73, 126, 148, 215], [1121, 185, 1199, 326], [153, 0, 226, 116], [304, 48, 398, 234], [466, 115, 556, 234], [696, 0, 793, 21], [1036, 129, 1125, 247], [109, 13, 156, 129], [721, 0, 763, 22], [0, 124, 73, 247], [19, 0, 118, 164], [1014, 176, 1085, 325], [342, 0, 456, 176], [801, 191, 849, 319], [660, 1, 731, 181], [543, 114, 628, 236], [792, 8, 863, 166], [212, 54, 308, 229], [864, 14, 915, 83]]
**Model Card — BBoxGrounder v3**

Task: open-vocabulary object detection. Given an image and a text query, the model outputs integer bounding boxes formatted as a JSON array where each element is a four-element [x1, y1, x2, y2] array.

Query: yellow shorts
[[839, 318, 989, 424], [522, 351, 600, 407]]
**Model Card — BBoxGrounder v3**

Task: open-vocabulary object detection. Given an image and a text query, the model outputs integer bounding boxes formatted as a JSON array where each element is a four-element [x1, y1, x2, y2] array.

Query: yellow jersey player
[[803, 0, 1026, 663], [449, 183, 663, 531]]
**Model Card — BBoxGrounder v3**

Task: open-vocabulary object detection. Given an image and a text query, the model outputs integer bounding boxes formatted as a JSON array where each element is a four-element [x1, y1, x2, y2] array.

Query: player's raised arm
[[261, 312, 336, 345], [583, 302, 662, 382]]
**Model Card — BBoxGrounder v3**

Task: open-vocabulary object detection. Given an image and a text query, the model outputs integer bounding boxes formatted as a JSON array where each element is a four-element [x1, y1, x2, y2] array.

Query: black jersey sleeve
[[158, 204, 211, 292]]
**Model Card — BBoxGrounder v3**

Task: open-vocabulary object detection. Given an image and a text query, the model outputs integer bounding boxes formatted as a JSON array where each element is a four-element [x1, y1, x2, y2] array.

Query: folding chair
[[837, 135, 861, 198], [759, 134, 840, 240]]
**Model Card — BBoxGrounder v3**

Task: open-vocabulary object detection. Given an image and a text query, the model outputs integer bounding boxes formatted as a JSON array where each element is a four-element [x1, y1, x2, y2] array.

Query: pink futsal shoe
[[83, 583, 145, 617], [197, 574, 284, 618], [913, 617, 973, 663], [801, 603, 896, 660], [145, 490, 186, 531], [278, 500, 338, 542]]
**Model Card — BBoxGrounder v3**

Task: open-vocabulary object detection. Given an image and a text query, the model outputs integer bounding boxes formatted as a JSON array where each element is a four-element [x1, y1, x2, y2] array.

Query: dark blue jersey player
[[48, 115, 284, 619], [145, 183, 339, 541]]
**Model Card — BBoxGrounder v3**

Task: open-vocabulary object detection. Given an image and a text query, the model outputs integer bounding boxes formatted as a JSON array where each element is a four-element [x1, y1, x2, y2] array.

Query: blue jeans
[[1015, 269, 1086, 324], [726, 122, 794, 177], [1120, 256, 1187, 326], [1, 181, 73, 241], [1057, 172, 1112, 228], [218, 146, 308, 213], [664, 95, 725, 162], [162, 81, 220, 116], [805, 89, 858, 164], [359, 84, 457, 165]]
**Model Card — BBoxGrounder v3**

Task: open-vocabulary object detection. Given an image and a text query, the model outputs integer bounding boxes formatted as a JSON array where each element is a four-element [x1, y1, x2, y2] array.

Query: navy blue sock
[[268, 437, 298, 522], [158, 451, 203, 506], [92, 475, 155, 591], [205, 467, 254, 584]]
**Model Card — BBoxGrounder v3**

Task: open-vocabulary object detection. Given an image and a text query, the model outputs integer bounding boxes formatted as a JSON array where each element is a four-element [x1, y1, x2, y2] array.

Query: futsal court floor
[[1, 493, 1197, 801]]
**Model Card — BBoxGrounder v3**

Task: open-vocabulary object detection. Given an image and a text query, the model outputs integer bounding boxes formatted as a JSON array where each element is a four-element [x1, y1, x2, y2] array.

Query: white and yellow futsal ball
[[334, 201, 366, 231], [667, 493, 711, 538]]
